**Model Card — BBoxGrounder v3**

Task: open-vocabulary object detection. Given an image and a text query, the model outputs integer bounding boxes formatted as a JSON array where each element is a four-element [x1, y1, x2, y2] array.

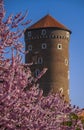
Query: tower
[[24, 14, 71, 102]]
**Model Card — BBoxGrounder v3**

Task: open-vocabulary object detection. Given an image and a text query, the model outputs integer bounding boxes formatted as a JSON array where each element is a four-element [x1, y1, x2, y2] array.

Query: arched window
[[38, 57, 43, 64], [57, 44, 62, 50], [65, 59, 68, 66], [57, 36, 59, 38], [28, 45, 32, 51], [60, 36, 62, 39], [42, 43, 47, 49], [51, 34, 55, 38], [28, 31, 31, 37], [59, 88, 63, 93], [41, 29, 46, 35], [35, 69, 40, 77], [66, 32, 69, 38]]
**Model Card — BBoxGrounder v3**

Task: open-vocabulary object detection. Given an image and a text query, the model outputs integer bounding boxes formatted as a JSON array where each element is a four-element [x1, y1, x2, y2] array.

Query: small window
[[28, 31, 31, 37], [42, 43, 47, 49], [38, 57, 43, 64], [66, 32, 69, 38], [57, 44, 62, 50], [28, 45, 32, 51], [35, 69, 40, 77], [59, 88, 63, 93], [65, 59, 68, 66], [51, 34, 55, 38], [57, 36, 59, 38], [41, 29, 46, 35]]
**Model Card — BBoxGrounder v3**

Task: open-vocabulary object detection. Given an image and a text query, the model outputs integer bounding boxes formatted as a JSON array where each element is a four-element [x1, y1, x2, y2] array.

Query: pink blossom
[[0, 0, 84, 129]]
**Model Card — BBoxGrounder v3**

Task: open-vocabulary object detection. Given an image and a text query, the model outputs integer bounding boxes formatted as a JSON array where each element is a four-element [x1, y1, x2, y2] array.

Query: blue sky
[[4, 0, 84, 108]]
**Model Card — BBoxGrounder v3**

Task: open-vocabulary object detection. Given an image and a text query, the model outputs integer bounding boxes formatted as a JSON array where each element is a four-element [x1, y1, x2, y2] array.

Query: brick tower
[[24, 14, 71, 102]]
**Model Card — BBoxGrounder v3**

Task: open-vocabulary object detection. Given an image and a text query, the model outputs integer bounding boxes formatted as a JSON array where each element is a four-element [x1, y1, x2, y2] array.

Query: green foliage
[[62, 121, 72, 127], [69, 113, 78, 120]]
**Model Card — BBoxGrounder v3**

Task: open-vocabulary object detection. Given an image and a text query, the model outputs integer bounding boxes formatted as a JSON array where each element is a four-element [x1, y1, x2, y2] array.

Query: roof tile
[[28, 14, 71, 33]]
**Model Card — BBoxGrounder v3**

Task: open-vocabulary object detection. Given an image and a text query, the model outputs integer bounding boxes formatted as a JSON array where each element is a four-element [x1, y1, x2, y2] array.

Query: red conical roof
[[28, 14, 71, 33]]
